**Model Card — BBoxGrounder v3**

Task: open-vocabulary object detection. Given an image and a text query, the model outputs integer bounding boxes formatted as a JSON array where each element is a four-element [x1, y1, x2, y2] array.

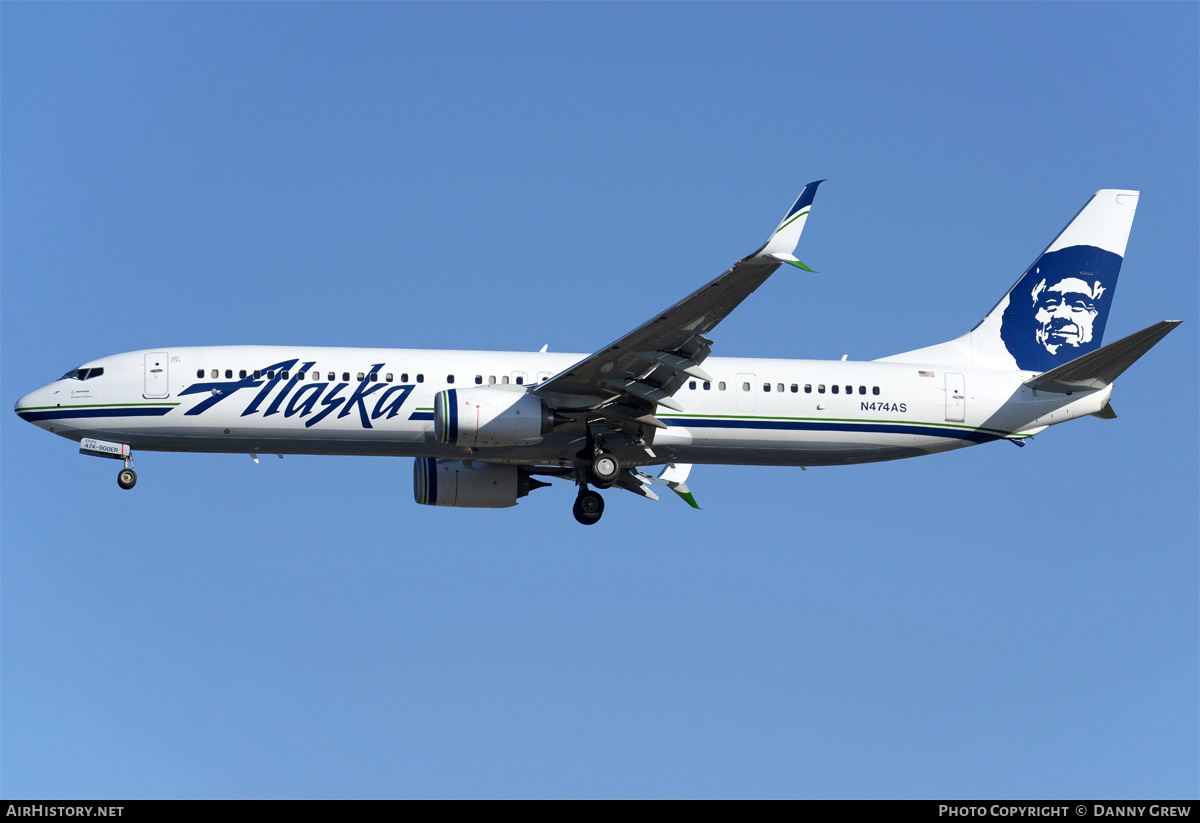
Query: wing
[[532, 181, 825, 424]]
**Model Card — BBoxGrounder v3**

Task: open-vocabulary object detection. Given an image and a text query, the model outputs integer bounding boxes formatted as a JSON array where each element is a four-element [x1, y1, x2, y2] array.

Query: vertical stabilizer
[[880, 189, 1139, 371]]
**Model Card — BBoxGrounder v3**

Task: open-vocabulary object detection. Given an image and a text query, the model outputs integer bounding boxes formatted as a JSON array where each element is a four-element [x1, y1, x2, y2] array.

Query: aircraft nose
[[15, 387, 48, 422]]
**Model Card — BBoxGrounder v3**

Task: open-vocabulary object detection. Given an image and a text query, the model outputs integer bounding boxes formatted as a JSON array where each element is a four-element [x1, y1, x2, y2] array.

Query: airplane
[[14, 182, 1180, 525]]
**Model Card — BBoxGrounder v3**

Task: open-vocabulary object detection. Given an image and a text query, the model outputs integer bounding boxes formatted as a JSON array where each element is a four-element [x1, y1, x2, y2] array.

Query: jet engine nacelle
[[413, 457, 548, 508], [434, 386, 553, 448]]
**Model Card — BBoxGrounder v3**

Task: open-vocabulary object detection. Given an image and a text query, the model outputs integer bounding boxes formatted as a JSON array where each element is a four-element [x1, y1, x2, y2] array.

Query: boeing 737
[[14, 183, 1179, 524]]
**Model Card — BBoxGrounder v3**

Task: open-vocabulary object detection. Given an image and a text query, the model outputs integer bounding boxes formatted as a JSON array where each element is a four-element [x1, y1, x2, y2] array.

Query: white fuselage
[[15, 345, 1111, 469]]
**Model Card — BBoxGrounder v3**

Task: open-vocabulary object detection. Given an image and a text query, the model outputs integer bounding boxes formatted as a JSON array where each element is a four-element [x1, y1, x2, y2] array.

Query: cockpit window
[[59, 367, 104, 381]]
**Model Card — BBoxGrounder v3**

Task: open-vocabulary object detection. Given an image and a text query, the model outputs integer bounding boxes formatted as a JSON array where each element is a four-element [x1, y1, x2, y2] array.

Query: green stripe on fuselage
[[667, 412, 1031, 439], [15, 402, 181, 412]]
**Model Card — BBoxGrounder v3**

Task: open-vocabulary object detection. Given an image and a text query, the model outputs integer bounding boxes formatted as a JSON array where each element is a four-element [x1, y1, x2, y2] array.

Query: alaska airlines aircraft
[[14, 183, 1179, 524]]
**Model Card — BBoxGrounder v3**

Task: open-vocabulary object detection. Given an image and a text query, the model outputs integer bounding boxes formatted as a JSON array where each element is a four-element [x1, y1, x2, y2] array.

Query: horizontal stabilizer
[[1025, 320, 1180, 393]]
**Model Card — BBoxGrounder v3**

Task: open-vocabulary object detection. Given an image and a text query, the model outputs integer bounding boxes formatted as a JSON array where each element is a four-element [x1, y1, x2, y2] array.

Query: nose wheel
[[116, 452, 137, 490], [573, 489, 605, 525]]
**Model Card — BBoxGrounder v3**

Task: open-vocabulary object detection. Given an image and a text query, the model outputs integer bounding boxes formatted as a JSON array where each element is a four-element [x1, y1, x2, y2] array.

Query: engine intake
[[413, 458, 548, 509]]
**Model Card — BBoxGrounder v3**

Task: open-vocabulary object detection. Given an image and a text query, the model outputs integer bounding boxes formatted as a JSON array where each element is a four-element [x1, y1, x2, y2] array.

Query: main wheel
[[572, 490, 605, 525], [587, 452, 620, 488], [117, 468, 137, 490]]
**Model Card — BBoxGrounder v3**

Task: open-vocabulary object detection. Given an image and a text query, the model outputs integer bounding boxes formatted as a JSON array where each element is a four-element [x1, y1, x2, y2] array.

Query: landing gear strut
[[573, 489, 605, 526]]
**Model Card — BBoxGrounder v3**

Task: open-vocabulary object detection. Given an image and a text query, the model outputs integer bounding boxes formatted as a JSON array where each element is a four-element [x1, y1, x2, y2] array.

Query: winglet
[[756, 180, 824, 265]]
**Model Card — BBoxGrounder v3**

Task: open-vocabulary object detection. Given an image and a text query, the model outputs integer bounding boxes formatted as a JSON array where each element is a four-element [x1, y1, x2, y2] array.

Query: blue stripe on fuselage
[[659, 417, 1002, 444], [17, 407, 174, 423]]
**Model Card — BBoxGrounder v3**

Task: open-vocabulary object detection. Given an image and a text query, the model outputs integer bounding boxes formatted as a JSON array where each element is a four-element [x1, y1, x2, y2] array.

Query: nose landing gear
[[117, 466, 137, 490], [115, 451, 137, 491]]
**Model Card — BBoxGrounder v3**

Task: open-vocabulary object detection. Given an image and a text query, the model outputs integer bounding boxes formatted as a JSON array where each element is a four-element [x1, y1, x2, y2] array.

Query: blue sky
[[2, 2, 1196, 799]]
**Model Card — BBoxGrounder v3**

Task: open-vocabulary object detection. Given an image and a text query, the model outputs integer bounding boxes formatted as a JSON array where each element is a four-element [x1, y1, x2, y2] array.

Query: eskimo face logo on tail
[[1031, 275, 1105, 355], [999, 245, 1122, 371]]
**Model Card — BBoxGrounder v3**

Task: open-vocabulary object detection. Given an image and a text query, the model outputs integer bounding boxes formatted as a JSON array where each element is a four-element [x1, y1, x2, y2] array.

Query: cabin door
[[945, 372, 965, 422], [144, 352, 170, 399]]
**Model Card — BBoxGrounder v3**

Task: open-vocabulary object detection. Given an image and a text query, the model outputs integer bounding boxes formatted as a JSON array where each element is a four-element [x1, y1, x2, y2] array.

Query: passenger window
[[719, 382, 726, 391], [197, 369, 204, 378], [386, 373, 394, 382], [342, 372, 350, 382], [370, 373, 378, 382], [254, 370, 262, 379], [447, 375, 455, 384], [832, 385, 839, 394], [298, 371, 306, 380], [401, 373, 409, 382], [357, 372, 364, 381], [327, 372, 335, 381], [818, 384, 825, 394], [417, 374, 424, 383], [488, 376, 496, 385], [224, 369, 232, 379], [703, 381, 711, 391], [689, 381, 697, 390], [777, 383, 784, 393], [211, 369, 219, 379], [240, 370, 247, 379], [502, 376, 510, 384], [804, 384, 812, 393], [873, 386, 880, 395], [846, 385, 852, 395], [790, 384, 798, 393], [763, 383, 770, 392], [515, 376, 524, 385], [859, 385, 866, 395], [742, 382, 750, 392], [475, 375, 483, 385], [267, 371, 275, 380], [281, 371, 289, 379]]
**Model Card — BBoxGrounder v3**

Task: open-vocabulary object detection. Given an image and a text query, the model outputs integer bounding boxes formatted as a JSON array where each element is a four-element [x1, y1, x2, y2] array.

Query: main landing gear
[[586, 451, 620, 488], [573, 488, 605, 526], [570, 421, 624, 524], [573, 452, 620, 525]]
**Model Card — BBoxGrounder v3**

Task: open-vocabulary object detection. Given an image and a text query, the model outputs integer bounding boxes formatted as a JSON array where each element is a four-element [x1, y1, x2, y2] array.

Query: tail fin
[[880, 189, 1139, 371]]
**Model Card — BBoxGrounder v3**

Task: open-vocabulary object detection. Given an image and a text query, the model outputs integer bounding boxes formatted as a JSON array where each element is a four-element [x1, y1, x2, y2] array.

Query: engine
[[434, 386, 553, 448], [413, 458, 549, 509]]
